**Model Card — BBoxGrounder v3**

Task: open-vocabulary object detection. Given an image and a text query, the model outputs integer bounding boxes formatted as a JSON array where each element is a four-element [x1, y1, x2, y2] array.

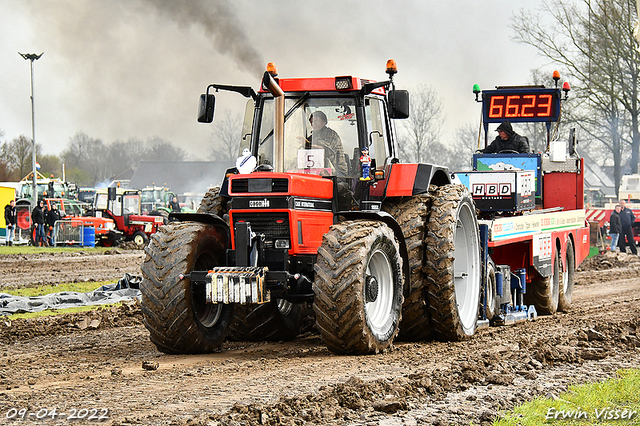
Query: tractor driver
[[481, 120, 530, 154], [307, 111, 349, 176]]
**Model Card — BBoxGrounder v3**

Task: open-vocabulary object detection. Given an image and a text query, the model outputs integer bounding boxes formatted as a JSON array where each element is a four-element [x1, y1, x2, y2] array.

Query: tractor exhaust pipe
[[262, 71, 285, 173]]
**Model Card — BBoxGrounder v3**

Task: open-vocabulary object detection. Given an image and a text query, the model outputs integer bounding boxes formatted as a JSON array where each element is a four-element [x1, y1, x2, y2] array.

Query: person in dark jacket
[[168, 196, 181, 213], [31, 200, 47, 246], [4, 199, 17, 246], [618, 200, 637, 254], [481, 120, 530, 154], [609, 204, 622, 252], [46, 202, 63, 246]]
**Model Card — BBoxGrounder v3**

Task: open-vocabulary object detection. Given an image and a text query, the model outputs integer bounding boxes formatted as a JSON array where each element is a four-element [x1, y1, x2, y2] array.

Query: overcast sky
[[0, 0, 554, 159]]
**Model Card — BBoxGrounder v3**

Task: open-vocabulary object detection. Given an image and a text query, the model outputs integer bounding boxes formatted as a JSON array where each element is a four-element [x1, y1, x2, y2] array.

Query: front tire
[[141, 222, 234, 353], [313, 221, 403, 354], [425, 184, 481, 341], [132, 230, 149, 247]]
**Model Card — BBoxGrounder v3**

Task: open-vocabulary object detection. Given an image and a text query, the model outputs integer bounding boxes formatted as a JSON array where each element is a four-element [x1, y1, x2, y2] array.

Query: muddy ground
[[0, 250, 639, 425]]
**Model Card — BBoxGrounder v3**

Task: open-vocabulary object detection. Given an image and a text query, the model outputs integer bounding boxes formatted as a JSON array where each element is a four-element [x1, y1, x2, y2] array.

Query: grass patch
[[2, 280, 117, 297], [0, 245, 112, 255], [495, 369, 640, 425]]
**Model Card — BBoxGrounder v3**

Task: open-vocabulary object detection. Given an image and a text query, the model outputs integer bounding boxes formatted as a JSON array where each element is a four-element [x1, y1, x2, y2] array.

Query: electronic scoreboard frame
[[481, 88, 562, 124]]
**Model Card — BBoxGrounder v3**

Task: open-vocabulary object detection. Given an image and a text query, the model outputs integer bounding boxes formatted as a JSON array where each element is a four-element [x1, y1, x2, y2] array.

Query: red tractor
[[140, 61, 479, 355], [93, 188, 164, 247]]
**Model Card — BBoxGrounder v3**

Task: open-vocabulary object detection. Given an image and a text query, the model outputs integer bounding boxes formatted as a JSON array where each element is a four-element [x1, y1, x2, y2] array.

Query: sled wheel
[[558, 239, 575, 312], [525, 244, 560, 315]]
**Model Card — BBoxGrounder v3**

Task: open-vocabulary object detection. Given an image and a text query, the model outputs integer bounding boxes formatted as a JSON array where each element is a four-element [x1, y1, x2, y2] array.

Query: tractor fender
[[336, 210, 410, 299], [383, 163, 450, 197], [168, 212, 230, 248]]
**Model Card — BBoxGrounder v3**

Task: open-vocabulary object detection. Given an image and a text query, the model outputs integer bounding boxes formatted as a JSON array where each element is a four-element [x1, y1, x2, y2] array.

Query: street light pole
[[18, 52, 43, 209]]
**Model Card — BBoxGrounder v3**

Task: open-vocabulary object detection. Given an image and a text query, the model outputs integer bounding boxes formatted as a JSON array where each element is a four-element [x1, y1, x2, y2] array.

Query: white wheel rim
[[454, 201, 481, 332], [365, 248, 394, 334]]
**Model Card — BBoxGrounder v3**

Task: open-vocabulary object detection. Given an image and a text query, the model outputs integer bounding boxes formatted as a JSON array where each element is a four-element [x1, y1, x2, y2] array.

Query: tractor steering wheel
[[498, 149, 519, 154]]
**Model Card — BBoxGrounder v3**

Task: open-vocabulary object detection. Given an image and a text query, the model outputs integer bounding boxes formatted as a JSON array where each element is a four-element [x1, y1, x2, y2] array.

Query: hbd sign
[[472, 183, 512, 198]]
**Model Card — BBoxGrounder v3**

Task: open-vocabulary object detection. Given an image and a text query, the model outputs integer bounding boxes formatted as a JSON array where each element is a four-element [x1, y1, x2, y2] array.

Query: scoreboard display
[[482, 88, 561, 123]]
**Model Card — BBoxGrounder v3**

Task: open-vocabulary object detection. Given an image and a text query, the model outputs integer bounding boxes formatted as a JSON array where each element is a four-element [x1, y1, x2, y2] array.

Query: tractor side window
[[257, 100, 275, 167], [365, 97, 391, 170], [123, 195, 140, 215], [113, 196, 123, 216], [238, 99, 254, 156]]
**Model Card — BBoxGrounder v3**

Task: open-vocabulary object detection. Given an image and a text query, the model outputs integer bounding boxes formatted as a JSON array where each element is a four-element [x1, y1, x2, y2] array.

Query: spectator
[[168, 196, 181, 213], [618, 200, 637, 255], [4, 199, 16, 246], [46, 202, 62, 246], [609, 205, 621, 252], [31, 200, 47, 247]]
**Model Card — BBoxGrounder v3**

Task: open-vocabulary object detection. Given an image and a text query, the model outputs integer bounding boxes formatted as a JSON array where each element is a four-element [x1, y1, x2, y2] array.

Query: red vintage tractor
[[93, 188, 164, 247], [140, 61, 478, 355]]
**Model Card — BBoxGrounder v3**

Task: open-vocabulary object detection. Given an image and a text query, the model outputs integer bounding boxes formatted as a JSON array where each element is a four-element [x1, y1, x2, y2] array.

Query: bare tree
[[398, 85, 444, 164], [2, 135, 42, 178], [62, 132, 108, 186], [209, 109, 242, 162], [447, 123, 483, 171], [145, 136, 186, 162], [512, 0, 640, 196]]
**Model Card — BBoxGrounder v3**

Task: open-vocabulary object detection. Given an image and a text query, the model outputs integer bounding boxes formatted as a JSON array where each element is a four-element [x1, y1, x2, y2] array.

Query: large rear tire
[[228, 300, 304, 342], [198, 186, 228, 220], [525, 244, 560, 315], [558, 239, 575, 312], [384, 195, 433, 341], [425, 184, 481, 341], [141, 222, 233, 354], [313, 220, 403, 354]]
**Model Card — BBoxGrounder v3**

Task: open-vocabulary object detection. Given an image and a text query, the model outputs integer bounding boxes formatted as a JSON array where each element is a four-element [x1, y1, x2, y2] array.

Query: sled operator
[[480, 120, 530, 154]]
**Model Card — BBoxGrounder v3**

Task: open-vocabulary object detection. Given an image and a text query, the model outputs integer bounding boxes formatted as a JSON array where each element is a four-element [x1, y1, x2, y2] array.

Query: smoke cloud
[[139, 0, 264, 76]]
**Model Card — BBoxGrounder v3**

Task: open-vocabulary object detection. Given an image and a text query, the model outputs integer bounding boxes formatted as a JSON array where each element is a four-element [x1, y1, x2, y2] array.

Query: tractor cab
[[198, 61, 417, 213]]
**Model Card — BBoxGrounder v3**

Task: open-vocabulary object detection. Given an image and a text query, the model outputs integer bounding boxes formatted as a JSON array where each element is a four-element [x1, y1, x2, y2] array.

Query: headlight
[[274, 239, 290, 249]]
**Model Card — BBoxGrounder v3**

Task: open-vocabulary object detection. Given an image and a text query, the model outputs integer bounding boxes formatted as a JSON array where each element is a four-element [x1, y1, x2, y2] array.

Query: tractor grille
[[231, 178, 289, 193], [233, 213, 290, 239]]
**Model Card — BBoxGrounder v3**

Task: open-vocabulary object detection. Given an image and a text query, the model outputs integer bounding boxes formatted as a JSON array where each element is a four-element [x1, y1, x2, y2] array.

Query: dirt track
[[0, 250, 639, 425]]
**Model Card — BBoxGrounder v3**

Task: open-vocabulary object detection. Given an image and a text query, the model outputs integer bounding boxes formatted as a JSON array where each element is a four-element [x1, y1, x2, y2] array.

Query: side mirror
[[388, 90, 409, 119], [107, 187, 116, 201], [197, 93, 215, 123]]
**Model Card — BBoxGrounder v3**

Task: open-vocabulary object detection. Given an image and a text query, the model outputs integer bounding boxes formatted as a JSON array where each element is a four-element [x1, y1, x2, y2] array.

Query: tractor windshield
[[257, 97, 358, 177]]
